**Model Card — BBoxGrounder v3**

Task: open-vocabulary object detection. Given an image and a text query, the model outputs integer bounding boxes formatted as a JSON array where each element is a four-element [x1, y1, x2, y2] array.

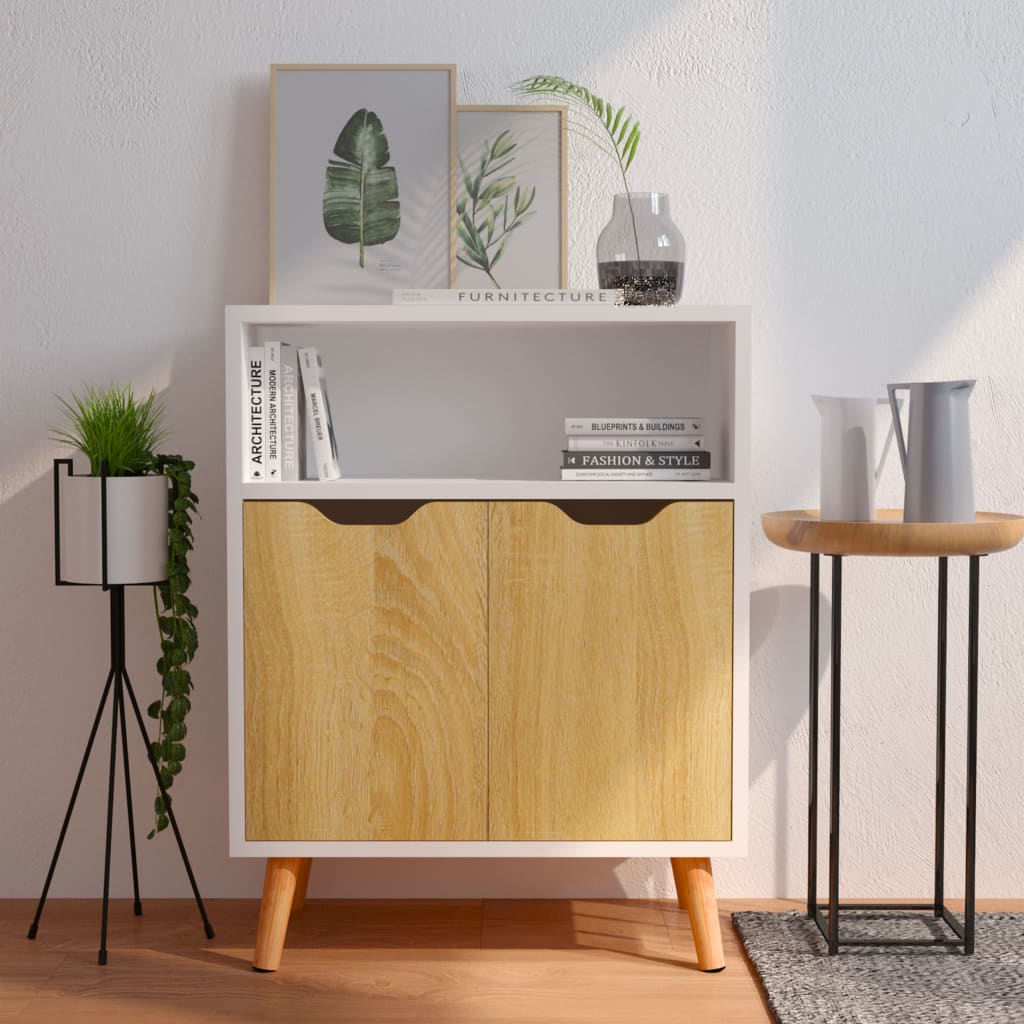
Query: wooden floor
[[2, 897, 780, 1023], [3, 897, 1020, 1022]]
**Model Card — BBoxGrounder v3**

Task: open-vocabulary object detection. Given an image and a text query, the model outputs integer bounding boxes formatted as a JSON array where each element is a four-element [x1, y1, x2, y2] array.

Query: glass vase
[[596, 192, 685, 305]]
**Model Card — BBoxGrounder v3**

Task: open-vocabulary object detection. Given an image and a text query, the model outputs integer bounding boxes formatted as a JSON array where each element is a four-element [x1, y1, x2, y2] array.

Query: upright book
[[264, 341, 281, 481], [246, 345, 265, 481], [278, 342, 302, 481], [297, 346, 341, 481]]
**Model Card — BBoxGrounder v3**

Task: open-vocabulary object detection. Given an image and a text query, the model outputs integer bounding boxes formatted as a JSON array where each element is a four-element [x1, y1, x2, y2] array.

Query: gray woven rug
[[733, 910, 1024, 1023]]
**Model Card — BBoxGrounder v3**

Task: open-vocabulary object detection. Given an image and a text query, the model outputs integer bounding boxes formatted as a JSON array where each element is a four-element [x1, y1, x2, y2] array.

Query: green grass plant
[[53, 384, 166, 476]]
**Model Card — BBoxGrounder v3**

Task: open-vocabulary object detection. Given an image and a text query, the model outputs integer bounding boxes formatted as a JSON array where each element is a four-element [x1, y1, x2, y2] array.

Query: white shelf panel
[[227, 302, 749, 326], [240, 479, 738, 501]]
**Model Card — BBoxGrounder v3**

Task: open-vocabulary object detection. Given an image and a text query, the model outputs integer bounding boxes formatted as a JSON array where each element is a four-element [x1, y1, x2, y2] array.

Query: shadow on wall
[[750, 582, 832, 896], [216, 77, 272, 309], [771, 3, 1024, 404]]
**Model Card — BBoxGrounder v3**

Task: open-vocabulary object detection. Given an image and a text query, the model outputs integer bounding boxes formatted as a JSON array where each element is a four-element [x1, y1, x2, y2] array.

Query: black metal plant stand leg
[[807, 553, 982, 953], [27, 585, 214, 964]]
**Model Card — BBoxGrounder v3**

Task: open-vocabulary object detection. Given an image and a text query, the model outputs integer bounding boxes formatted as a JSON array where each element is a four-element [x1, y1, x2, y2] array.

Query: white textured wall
[[3, 0, 1024, 901]]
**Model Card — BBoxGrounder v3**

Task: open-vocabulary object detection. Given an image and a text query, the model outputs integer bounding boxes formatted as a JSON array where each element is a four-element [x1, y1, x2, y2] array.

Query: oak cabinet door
[[243, 500, 487, 841], [488, 501, 734, 841]]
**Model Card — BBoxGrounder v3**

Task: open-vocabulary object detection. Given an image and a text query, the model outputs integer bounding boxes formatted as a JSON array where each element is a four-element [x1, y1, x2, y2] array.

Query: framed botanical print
[[270, 65, 456, 303], [455, 105, 567, 289]]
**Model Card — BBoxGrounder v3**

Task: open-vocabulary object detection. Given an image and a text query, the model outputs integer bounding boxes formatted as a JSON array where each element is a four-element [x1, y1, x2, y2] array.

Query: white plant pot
[[59, 474, 170, 585]]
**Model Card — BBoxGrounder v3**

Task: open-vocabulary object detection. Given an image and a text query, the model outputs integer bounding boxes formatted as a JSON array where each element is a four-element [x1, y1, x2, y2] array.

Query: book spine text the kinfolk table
[[566, 435, 704, 452]]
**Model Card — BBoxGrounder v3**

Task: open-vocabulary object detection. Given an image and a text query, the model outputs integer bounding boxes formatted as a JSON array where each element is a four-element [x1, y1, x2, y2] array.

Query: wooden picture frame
[[270, 65, 456, 303], [455, 105, 567, 289]]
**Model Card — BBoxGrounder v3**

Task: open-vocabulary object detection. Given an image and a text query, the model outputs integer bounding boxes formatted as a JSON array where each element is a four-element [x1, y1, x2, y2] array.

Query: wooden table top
[[762, 509, 1024, 557]]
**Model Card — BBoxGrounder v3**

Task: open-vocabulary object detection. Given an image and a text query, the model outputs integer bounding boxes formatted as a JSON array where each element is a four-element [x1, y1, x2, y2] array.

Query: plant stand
[[30, 461, 213, 964], [27, 585, 214, 963]]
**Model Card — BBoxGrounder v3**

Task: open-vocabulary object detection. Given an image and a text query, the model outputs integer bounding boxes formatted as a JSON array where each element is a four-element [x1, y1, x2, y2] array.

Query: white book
[[561, 468, 711, 481], [279, 343, 301, 482], [565, 417, 704, 435], [264, 341, 281, 481], [245, 346, 265, 481], [394, 288, 623, 306], [297, 346, 341, 481], [567, 435, 705, 451]]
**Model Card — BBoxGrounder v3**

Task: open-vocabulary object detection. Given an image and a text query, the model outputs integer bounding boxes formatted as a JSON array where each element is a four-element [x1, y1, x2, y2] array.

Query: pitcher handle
[[887, 383, 910, 478], [876, 412, 898, 484]]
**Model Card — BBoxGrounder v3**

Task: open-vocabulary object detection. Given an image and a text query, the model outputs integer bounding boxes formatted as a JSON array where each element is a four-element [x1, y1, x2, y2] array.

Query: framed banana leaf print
[[271, 65, 456, 303], [455, 106, 567, 289]]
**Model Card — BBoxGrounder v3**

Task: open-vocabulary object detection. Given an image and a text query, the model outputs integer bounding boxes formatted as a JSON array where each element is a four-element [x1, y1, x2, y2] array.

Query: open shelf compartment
[[227, 305, 748, 495]]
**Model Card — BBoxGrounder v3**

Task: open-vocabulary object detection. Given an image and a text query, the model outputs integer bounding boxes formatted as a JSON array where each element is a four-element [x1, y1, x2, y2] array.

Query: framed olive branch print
[[455, 105, 567, 289], [270, 65, 456, 303]]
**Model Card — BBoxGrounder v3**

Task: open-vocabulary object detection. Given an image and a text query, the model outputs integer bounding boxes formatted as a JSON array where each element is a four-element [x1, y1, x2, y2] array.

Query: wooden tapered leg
[[291, 858, 313, 912], [253, 857, 304, 972], [670, 857, 725, 972]]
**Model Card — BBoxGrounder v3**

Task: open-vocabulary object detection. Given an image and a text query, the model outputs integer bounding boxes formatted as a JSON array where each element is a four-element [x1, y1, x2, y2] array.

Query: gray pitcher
[[887, 380, 976, 523]]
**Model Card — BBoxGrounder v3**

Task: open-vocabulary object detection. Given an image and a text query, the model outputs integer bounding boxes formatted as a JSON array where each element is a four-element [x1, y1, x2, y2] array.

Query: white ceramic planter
[[59, 473, 170, 585]]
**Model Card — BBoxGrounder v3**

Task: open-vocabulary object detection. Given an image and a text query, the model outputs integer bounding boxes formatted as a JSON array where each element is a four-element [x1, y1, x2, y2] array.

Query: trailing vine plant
[[512, 74, 642, 259], [146, 454, 198, 838]]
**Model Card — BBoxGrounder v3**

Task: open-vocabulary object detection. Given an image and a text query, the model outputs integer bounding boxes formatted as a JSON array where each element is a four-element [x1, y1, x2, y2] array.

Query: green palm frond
[[511, 75, 641, 177], [512, 74, 642, 257]]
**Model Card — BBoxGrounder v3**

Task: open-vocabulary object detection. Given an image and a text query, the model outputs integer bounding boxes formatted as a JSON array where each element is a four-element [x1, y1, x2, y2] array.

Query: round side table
[[762, 509, 1024, 955]]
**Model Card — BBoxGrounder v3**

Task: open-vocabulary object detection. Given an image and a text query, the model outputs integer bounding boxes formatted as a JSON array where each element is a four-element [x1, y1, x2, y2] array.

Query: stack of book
[[561, 418, 710, 481], [245, 342, 341, 482]]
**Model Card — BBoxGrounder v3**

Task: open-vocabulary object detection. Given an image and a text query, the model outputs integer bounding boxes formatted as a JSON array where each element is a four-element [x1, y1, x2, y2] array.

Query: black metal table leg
[[935, 558, 948, 917], [827, 555, 842, 955], [964, 555, 981, 954], [806, 553, 980, 955], [808, 554, 820, 920]]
